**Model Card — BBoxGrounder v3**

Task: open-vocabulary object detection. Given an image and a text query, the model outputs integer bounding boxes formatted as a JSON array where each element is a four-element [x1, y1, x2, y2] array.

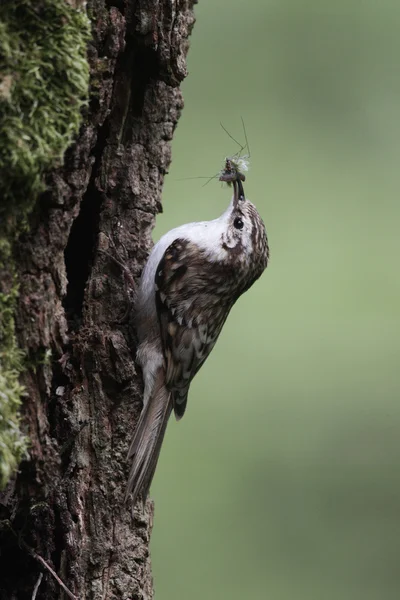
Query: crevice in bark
[[63, 119, 110, 327], [120, 39, 159, 144], [106, 0, 124, 11], [63, 191, 101, 326]]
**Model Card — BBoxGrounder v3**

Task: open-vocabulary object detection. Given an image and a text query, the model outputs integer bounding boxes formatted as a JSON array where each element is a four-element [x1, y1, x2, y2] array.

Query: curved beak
[[232, 176, 245, 206]]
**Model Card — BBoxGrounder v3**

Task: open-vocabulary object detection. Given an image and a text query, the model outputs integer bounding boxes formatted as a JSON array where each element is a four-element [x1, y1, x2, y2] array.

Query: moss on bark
[[0, 0, 90, 488], [0, 270, 26, 487]]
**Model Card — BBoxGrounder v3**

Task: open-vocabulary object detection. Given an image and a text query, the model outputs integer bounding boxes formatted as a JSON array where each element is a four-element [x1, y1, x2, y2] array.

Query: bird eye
[[233, 217, 244, 230]]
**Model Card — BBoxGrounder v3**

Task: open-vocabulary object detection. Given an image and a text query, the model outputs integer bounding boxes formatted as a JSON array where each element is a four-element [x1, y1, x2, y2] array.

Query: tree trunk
[[0, 1, 195, 598]]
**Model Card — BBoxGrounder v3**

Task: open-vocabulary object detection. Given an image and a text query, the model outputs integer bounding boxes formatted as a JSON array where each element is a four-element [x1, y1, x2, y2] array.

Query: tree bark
[[0, 1, 195, 598]]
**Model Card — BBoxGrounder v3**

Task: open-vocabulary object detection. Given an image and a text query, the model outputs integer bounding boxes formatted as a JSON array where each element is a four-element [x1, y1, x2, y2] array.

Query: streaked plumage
[[125, 173, 269, 504]]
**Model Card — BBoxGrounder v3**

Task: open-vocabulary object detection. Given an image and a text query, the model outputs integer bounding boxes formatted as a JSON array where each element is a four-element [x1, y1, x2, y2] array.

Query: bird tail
[[125, 369, 172, 505]]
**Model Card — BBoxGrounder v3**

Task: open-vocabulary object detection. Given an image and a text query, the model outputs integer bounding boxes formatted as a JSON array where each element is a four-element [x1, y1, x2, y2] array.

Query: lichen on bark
[[0, 0, 90, 487]]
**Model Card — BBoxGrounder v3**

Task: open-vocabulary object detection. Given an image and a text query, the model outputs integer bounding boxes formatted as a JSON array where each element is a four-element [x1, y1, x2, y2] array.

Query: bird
[[125, 163, 269, 505]]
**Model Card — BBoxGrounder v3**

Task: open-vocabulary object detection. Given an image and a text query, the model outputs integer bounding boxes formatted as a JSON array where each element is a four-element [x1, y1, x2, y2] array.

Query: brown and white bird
[[125, 164, 269, 504]]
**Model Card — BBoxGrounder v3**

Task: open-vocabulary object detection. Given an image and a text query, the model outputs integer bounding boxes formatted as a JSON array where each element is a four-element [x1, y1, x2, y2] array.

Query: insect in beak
[[219, 158, 246, 205]]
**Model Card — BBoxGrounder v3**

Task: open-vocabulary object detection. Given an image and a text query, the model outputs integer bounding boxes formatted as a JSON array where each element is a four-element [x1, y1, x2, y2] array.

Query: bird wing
[[155, 238, 231, 419]]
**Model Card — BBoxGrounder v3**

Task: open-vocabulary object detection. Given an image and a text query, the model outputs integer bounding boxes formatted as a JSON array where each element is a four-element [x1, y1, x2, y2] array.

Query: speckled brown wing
[[155, 238, 233, 420]]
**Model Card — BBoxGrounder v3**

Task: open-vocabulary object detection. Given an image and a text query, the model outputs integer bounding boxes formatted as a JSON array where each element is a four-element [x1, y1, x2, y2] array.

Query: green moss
[[0, 0, 90, 232], [0, 0, 91, 487], [0, 286, 27, 488], [0, 238, 26, 488]]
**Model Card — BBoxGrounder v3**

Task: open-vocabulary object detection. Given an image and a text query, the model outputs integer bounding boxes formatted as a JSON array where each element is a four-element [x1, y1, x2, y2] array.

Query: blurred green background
[[150, 1, 400, 598]]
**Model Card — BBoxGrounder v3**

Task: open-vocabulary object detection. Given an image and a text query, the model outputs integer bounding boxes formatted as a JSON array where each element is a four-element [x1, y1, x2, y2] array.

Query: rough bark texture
[[0, 1, 195, 598]]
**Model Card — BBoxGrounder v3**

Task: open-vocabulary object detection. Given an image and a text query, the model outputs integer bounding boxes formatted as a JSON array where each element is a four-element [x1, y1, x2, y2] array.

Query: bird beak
[[232, 176, 246, 206], [219, 158, 246, 206]]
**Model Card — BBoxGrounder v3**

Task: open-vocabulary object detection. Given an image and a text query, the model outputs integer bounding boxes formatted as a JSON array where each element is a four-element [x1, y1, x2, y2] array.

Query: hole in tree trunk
[[63, 189, 101, 327]]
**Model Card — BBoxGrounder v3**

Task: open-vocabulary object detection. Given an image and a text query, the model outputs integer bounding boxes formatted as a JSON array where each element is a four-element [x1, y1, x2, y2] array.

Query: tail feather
[[125, 370, 172, 505]]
